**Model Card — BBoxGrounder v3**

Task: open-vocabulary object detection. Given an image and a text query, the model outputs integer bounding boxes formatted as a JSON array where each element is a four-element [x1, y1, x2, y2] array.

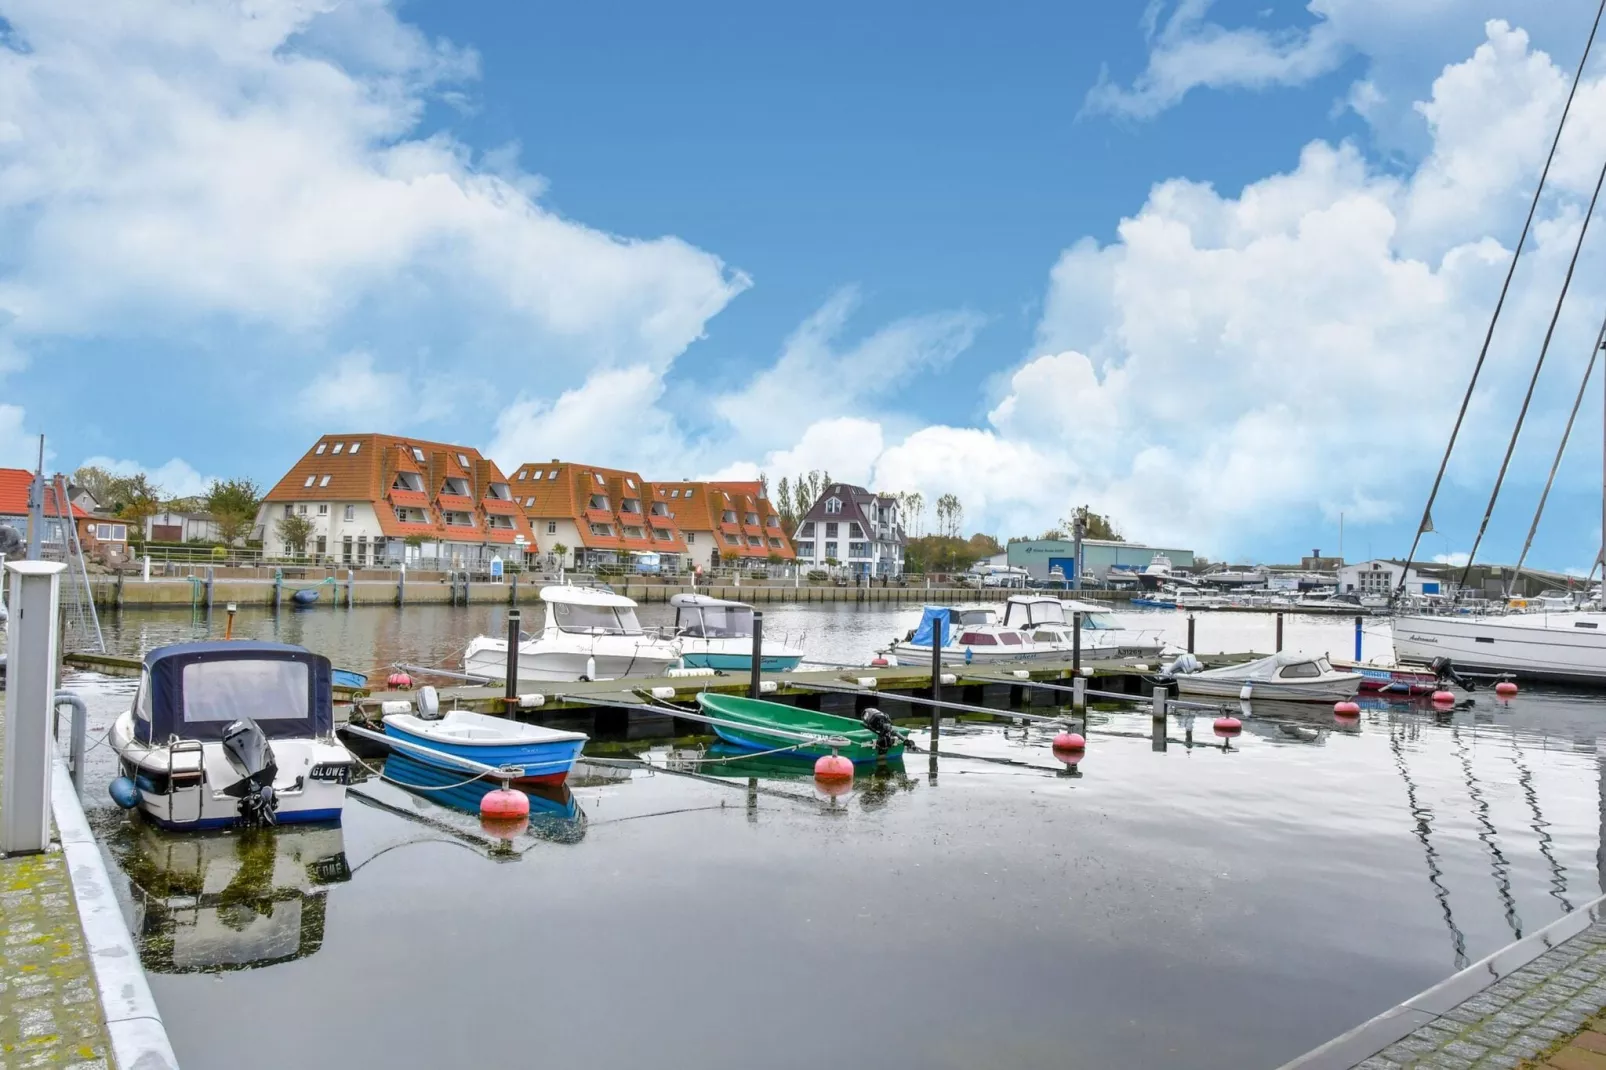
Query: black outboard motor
[[1430, 656, 1477, 693], [219, 718, 279, 826], [861, 707, 900, 756]]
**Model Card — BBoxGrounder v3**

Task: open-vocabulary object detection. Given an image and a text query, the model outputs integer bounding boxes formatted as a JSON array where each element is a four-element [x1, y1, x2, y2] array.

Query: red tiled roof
[[0, 470, 90, 519]]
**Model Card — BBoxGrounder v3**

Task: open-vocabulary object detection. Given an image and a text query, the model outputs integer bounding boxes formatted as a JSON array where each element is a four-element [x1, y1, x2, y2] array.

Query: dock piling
[[1275, 612, 1284, 653], [397, 566, 405, 607], [205, 566, 214, 614], [505, 609, 520, 709], [1072, 612, 1082, 676], [510, 574, 518, 606], [930, 615, 943, 757], [1187, 614, 1195, 654], [346, 569, 354, 609], [3, 560, 65, 854], [1152, 683, 1169, 722], [273, 567, 282, 613], [750, 612, 764, 699], [1354, 615, 1363, 661], [1072, 674, 1086, 712]]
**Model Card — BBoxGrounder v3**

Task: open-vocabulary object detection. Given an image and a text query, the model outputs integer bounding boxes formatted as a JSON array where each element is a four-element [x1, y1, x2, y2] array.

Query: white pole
[[3, 560, 65, 854], [142, 554, 151, 583]]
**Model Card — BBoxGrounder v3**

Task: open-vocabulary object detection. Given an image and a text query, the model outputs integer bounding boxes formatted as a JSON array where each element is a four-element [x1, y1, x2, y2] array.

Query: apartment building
[[508, 460, 688, 571], [791, 483, 905, 577], [652, 480, 795, 572]]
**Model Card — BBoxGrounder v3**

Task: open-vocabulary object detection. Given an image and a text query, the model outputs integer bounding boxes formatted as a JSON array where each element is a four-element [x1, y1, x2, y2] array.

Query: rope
[[1396, 0, 1606, 600], [349, 750, 503, 792], [1461, 140, 1606, 588], [1507, 305, 1606, 593]]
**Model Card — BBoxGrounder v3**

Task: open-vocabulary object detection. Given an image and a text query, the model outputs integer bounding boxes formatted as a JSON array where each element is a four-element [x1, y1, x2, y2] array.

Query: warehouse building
[[1005, 538, 1195, 584]]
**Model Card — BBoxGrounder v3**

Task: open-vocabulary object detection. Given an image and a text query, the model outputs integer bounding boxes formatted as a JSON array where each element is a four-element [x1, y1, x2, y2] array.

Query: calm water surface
[[61, 604, 1606, 1069]]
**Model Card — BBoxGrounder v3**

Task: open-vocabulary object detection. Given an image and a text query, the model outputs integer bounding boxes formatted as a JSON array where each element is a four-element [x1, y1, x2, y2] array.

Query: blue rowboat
[[332, 668, 367, 690], [381, 710, 587, 786]]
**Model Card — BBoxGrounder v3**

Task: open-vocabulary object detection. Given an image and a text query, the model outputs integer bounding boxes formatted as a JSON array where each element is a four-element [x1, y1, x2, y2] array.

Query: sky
[[5, 0, 1606, 570]]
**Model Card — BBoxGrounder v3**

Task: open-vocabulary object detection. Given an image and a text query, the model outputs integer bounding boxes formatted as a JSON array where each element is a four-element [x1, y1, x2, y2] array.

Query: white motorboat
[[108, 642, 355, 831], [1172, 651, 1363, 702], [1001, 595, 1166, 659], [888, 606, 1058, 666], [463, 585, 681, 683], [669, 592, 806, 672], [1393, 610, 1606, 684]]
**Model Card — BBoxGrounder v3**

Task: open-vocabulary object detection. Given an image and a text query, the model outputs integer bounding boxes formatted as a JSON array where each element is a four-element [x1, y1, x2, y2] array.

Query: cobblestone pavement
[[1354, 918, 1606, 1069], [0, 713, 112, 1069]]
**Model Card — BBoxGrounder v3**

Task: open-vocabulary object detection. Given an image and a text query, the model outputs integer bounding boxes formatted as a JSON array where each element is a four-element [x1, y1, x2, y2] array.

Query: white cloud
[[0, 403, 39, 469], [488, 365, 690, 475], [0, 0, 747, 383], [1433, 551, 1472, 566], [79, 455, 213, 499], [757, 418, 886, 487], [295, 351, 450, 426]]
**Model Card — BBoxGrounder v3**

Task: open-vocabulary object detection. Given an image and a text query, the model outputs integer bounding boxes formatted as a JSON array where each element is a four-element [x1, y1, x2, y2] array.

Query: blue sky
[[3, 0, 1606, 570]]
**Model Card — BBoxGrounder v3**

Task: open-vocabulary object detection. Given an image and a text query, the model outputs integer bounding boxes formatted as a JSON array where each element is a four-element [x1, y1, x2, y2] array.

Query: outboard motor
[[1430, 656, 1477, 693], [219, 718, 279, 827], [415, 685, 441, 720], [861, 707, 900, 756], [1163, 652, 1202, 677]]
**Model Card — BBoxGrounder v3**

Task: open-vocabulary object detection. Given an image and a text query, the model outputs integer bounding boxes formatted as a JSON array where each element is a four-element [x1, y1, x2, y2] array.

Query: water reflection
[[106, 824, 349, 974], [351, 754, 586, 850], [1388, 721, 1470, 970]]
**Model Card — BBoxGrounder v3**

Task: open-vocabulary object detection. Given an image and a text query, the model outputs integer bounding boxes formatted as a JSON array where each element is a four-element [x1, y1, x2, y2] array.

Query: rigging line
[[1508, 307, 1606, 595], [1461, 141, 1606, 588], [1395, 0, 1606, 601]]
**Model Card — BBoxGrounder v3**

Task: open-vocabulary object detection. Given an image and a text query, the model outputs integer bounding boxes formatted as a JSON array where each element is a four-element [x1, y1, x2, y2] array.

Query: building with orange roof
[[508, 460, 688, 571], [0, 467, 127, 561], [649, 479, 794, 572], [255, 435, 536, 568]]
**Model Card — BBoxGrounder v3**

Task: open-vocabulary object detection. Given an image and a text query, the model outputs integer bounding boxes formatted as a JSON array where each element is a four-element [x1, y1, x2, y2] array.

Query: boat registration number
[[309, 763, 352, 784]]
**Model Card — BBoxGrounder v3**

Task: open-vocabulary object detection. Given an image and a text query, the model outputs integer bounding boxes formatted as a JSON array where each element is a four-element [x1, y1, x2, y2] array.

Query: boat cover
[[908, 607, 952, 648], [136, 641, 333, 744], [1187, 651, 1327, 681]]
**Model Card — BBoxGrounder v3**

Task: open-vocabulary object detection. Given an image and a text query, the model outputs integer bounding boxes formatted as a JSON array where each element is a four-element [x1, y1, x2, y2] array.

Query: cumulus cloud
[[79, 455, 214, 499], [488, 365, 691, 475], [295, 351, 451, 426]]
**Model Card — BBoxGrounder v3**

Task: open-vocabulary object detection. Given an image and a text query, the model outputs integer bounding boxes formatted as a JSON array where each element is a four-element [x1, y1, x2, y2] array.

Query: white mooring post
[[2, 560, 66, 855]]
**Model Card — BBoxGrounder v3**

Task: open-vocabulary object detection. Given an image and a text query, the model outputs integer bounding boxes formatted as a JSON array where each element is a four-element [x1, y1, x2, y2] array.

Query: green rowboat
[[695, 693, 907, 764]]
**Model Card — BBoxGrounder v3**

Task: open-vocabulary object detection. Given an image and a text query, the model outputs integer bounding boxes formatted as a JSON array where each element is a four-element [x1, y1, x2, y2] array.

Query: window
[[850, 523, 864, 538], [552, 602, 644, 636], [769, 537, 783, 549], [356, 535, 367, 566], [297, 504, 308, 515], [303, 475, 315, 487], [525, 497, 535, 507], [284, 504, 293, 517], [344, 505, 354, 522], [747, 536, 761, 547], [547, 470, 557, 480], [744, 512, 760, 526], [796, 541, 813, 557], [393, 472, 424, 492], [594, 473, 605, 485], [654, 528, 673, 541], [722, 510, 737, 523], [412, 447, 426, 462], [488, 483, 511, 500], [684, 489, 694, 499], [315, 443, 326, 455], [650, 502, 669, 516], [590, 523, 613, 537], [724, 534, 740, 545], [958, 632, 998, 646], [623, 525, 645, 539], [332, 443, 343, 455], [349, 442, 360, 454], [824, 541, 838, 558], [1278, 661, 1322, 679], [394, 506, 409, 522], [620, 499, 641, 513], [456, 453, 470, 468], [315, 535, 326, 556], [488, 515, 514, 529], [686, 532, 696, 544], [800, 522, 814, 537], [825, 497, 842, 514], [589, 494, 610, 511], [766, 516, 779, 528], [342, 536, 352, 564], [446, 512, 474, 527], [670, 489, 680, 498], [547, 521, 557, 534], [443, 477, 470, 497], [182, 660, 309, 723], [850, 542, 870, 558], [319, 475, 331, 487], [625, 478, 636, 489], [825, 522, 838, 538], [999, 632, 1023, 646], [318, 503, 328, 515]]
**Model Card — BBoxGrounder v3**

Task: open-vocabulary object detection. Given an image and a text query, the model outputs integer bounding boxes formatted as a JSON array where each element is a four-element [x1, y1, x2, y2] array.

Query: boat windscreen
[[182, 659, 310, 723], [553, 602, 644, 635], [1081, 613, 1120, 630], [681, 605, 752, 638], [954, 609, 996, 626]]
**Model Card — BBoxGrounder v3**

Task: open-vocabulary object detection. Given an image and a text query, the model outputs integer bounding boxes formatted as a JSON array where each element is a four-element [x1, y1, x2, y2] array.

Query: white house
[[1336, 559, 1448, 598], [791, 483, 905, 577]]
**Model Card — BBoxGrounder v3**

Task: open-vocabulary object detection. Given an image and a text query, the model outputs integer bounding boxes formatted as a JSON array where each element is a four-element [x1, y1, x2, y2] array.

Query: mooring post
[[397, 564, 406, 607], [510, 573, 518, 606], [346, 569, 354, 609], [462, 572, 470, 606], [930, 612, 944, 750], [3, 561, 65, 855], [750, 612, 764, 699], [1152, 682, 1168, 721], [1354, 615, 1363, 662], [205, 566, 214, 614], [1072, 611, 1082, 676], [1187, 614, 1196, 654], [273, 567, 282, 613], [1072, 674, 1086, 712], [505, 609, 521, 710], [1275, 612, 1284, 653]]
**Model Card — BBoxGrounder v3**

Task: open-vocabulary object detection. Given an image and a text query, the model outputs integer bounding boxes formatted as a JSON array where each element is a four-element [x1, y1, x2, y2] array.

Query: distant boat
[[1173, 652, 1362, 702], [382, 709, 587, 786], [696, 693, 905, 764], [462, 584, 680, 682], [670, 593, 805, 672], [887, 605, 1059, 665]]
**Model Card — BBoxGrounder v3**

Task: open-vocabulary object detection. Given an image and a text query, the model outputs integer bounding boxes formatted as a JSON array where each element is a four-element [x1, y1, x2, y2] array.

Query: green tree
[[71, 465, 118, 507], [106, 473, 163, 534], [275, 512, 315, 557], [776, 477, 794, 529], [204, 478, 262, 545]]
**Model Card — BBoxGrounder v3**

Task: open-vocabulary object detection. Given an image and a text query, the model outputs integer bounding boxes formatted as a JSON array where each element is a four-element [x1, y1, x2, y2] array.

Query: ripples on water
[[62, 605, 1606, 1070]]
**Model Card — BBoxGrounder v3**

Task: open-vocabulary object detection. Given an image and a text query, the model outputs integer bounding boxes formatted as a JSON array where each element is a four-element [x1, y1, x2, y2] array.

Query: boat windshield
[[680, 605, 753, 638], [953, 609, 996, 626], [552, 602, 644, 635], [1005, 601, 1066, 628], [1080, 613, 1120, 630]]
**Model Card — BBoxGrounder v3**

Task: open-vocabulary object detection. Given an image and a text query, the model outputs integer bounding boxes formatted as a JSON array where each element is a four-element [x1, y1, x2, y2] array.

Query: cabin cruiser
[[1000, 595, 1166, 659], [112, 823, 349, 973], [1171, 651, 1363, 702], [463, 585, 681, 683], [888, 606, 1057, 666], [108, 642, 355, 831], [670, 593, 806, 672], [1393, 609, 1606, 684]]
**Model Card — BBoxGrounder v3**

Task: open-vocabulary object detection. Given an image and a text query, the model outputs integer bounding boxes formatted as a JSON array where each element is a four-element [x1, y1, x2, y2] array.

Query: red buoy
[[870, 657, 889, 667], [480, 787, 530, 820], [814, 754, 854, 782], [1431, 690, 1456, 706], [1495, 681, 1518, 697], [387, 672, 413, 690], [1334, 701, 1360, 716], [1051, 732, 1086, 763], [480, 815, 529, 840], [1213, 716, 1242, 736]]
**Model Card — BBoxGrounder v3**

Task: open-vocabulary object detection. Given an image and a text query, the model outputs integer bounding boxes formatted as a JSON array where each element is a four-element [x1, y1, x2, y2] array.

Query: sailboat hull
[[1394, 613, 1606, 684]]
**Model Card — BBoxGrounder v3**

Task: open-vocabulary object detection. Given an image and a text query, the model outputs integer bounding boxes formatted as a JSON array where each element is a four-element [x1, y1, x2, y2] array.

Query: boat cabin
[[1003, 596, 1067, 629], [541, 585, 646, 636], [133, 642, 335, 745], [670, 593, 755, 638]]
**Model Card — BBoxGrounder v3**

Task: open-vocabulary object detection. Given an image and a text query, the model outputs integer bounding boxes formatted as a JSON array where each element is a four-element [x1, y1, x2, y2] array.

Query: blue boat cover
[[908, 607, 952, 648], [136, 641, 333, 744]]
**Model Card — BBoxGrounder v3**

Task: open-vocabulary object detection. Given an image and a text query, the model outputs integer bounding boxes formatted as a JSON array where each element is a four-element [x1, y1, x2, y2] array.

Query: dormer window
[[722, 510, 737, 523], [443, 477, 471, 497], [766, 516, 779, 529], [744, 512, 759, 526], [589, 494, 609, 511], [650, 502, 669, 516], [824, 498, 842, 514], [620, 499, 641, 514], [392, 472, 424, 493], [488, 483, 512, 500]]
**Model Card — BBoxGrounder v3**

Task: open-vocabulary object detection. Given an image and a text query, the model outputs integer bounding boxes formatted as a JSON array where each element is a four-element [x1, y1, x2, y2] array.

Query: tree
[[204, 478, 262, 546], [904, 491, 924, 538], [934, 493, 962, 538], [71, 465, 118, 507], [275, 513, 314, 557], [793, 470, 826, 519], [777, 477, 795, 528], [758, 473, 770, 500], [106, 473, 163, 536]]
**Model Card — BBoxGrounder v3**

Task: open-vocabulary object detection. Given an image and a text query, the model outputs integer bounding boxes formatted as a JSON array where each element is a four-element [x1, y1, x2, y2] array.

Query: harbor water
[[60, 604, 1606, 1069]]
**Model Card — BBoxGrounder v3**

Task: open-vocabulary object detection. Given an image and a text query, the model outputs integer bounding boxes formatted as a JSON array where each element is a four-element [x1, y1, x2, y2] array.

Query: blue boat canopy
[[135, 641, 334, 744], [908, 607, 952, 648]]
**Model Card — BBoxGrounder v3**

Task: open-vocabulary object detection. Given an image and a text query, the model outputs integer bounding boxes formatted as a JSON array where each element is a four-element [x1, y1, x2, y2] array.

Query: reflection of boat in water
[[378, 753, 586, 845], [110, 824, 349, 973], [686, 743, 908, 781]]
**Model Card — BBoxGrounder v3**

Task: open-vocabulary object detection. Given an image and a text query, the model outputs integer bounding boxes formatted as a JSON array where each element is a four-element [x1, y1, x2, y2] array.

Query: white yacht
[[463, 585, 681, 683], [108, 642, 354, 831], [1000, 595, 1166, 659], [1394, 610, 1606, 684], [1172, 651, 1363, 702], [888, 606, 1057, 666], [669, 593, 806, 672]]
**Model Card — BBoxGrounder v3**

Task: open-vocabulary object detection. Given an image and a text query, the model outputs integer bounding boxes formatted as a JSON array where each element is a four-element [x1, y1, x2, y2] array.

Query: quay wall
[[83, 577, 1133, 610]]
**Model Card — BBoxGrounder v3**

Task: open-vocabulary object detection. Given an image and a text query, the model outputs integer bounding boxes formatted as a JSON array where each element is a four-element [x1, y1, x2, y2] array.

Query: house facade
[[508, 461, 689, 571], [146, 509, 222, 543], [0, 468, 115, 559], [1337, 559, 1447, 599], [791, 483, 904, 577], [652, 480, 795, 572], [255, 434, 536, 568]]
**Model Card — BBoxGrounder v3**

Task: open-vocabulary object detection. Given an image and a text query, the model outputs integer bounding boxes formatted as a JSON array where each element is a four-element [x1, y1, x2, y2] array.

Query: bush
[[807, 570, 829, 581], [210, 545, 227, 561]]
